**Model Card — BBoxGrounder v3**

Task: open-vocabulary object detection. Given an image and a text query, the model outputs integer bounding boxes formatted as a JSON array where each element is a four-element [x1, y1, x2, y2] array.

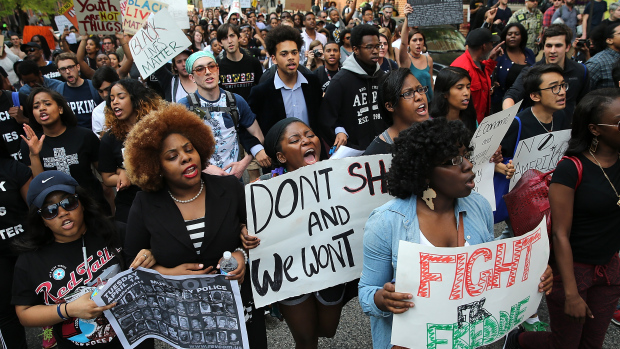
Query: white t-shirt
[[392, 38, 401, 50], [91, 101, 106, 137]]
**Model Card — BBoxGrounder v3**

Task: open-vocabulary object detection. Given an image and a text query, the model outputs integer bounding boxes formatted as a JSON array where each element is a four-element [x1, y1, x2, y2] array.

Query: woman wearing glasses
[[359, 118, 553, 349], [99, 80, 164, 222], [11, 171, 154, 349], [20, 88, 110, 214], [398, 3, 433, 101]]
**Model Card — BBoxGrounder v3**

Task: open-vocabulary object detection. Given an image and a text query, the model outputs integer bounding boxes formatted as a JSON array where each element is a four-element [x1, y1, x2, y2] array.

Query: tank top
[[409, 55, 434, 100]]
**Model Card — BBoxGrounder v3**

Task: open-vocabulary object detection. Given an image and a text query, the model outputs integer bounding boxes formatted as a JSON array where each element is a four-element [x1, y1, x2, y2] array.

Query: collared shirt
[[274, 70, 310, 126], [543, 7, 556, 28], [359, 192, 494, 349], [586, 48, 620, 90], [551, 5, 579, 41]]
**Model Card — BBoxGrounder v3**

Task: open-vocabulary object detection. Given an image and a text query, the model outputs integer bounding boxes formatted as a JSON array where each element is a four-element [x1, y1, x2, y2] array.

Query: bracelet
[[57, 304, 69, 320], [234, 247, 248, 265], [64, 302, 70, 318]]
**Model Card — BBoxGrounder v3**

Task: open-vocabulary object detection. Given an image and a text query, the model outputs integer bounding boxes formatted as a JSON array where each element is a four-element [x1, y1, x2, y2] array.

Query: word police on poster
[[407, 0, 463, 27], [93, 268, 249, 349], [74, 0, 122, 34], [509, 130, 571, 190], [246, 155, 393, 308], [129, 9, 191, 78], [123, 0, 168, 35], [392, 218, 549, 349], [469, 102, 520, 210]]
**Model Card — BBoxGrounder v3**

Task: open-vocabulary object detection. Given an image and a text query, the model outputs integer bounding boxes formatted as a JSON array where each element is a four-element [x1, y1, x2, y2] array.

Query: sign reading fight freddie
[[74, 0, 122, 34], [246, 155, 393, 308]]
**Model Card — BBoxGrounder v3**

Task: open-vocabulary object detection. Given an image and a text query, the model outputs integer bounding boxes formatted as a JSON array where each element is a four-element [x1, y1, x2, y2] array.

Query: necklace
[[589, 150, 620, 207], [169, 180, 204, 204], [531, 109, 553, 133]]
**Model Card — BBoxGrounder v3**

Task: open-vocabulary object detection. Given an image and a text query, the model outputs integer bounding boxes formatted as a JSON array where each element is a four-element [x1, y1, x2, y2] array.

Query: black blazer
[[124, 173, 245, 269], [245, 70, 323, 151]]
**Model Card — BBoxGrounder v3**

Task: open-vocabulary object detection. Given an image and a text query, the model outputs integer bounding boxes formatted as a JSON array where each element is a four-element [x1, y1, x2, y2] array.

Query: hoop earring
[[421, 186, 437, 210], [590, 136, 599, 153]]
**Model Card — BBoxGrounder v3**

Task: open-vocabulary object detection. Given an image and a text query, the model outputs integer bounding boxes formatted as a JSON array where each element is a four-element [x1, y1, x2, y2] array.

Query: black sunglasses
[[26, 47, 38, 53], [38, 194, 80, 220]]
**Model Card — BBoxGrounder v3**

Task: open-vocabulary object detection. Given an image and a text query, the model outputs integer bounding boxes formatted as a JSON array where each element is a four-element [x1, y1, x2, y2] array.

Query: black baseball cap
[[21, 42, 42, 52], [465, 28, 500, 46], [27, 171, 79, 208]]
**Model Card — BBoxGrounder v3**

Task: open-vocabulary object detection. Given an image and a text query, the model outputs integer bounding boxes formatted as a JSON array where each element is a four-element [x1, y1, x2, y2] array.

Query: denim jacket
[[358, 191, 494, 349]]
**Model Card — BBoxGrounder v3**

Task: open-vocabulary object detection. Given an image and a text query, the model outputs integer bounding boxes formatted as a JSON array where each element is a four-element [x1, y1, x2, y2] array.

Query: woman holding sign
[[123, 104, 267, 348], [358, 118, 553, 349]]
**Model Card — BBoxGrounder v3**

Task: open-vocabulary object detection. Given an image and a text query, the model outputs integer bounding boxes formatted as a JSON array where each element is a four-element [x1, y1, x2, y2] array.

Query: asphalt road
[[24, 223, 620, 348]]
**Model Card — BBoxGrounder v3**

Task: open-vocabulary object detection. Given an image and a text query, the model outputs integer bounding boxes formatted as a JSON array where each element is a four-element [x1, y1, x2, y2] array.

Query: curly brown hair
[[124, 104, 216, 192], [104, 79, 165, 140]]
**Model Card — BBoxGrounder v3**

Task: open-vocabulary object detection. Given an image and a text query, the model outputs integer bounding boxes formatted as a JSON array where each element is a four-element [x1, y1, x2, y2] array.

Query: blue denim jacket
[[358, 191, 494, 349]]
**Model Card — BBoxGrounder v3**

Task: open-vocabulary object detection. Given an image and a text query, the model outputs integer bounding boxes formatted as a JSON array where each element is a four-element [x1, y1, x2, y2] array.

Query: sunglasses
[[26, 47, 38, 53], [193, 62, 218, 75], [38, 194, 80, 220]]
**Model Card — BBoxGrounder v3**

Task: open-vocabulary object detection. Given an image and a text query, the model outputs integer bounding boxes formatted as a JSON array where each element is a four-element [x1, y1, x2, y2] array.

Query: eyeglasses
[[539, 82, 569, 95], [361, 44, 383, 51], [597, 120, 620, 131], [192, 62, 219, 75], [400, 86, 429, 99], [442, 151, 472, 166], [26, 47, 38, 53], [58, 64, 77, 73], [38, 194, 80, 220]]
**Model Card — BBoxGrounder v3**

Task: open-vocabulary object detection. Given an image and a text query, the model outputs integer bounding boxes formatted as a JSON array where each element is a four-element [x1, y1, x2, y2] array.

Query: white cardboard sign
[[392, 218, 549, 348], [247, 155, 393, 308], [159, 0, 190, 29], [204, 0, 221, 8], [468, 102, 521, 210], [509, 130, 571, 190], [129, 9, 191, 79]]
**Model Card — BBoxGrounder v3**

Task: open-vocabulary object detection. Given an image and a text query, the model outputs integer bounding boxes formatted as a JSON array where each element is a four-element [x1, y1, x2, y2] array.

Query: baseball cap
[[465, 28, 500, 46], [21, 42, 41, 52], [27, 171, 79, 208]]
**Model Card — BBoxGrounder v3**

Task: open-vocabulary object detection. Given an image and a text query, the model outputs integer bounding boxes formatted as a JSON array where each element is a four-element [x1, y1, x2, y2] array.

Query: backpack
[[504, 156, 583, 237]]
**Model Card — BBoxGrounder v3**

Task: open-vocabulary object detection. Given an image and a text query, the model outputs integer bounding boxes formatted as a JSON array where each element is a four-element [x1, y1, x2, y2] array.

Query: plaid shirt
[[586, 48, 620, 90], [543, 7, 556, 28]]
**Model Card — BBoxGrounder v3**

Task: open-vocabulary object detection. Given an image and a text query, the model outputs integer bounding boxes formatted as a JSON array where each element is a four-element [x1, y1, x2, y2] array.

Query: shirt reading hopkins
[[58, 80, 102, 129]]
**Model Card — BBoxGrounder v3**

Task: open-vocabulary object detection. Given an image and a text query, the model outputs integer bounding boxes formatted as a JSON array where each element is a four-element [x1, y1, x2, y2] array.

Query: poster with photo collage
[[93, 267, 248, 349]]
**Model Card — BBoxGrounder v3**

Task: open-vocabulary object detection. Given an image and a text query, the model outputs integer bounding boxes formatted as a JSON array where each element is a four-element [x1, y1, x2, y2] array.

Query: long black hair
[[378, 68, 414, 126], [32, 35, 52, 61], [565, 88, 620, 156], [430, 67, 477, 133], [500, 23, 528, 53], [25, 87, 78, 132], [13, 187, 120, 252]]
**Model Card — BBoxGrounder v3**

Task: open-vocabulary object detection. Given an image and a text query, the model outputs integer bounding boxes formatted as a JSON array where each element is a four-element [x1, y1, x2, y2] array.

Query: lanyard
[[325, 67, 340, 81]]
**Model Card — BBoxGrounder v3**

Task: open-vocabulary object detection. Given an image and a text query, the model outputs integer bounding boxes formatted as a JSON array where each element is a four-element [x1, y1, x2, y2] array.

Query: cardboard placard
[[74, 0, 123, 34], [406, 0, 463, 27], [123, 0, 169, 35]]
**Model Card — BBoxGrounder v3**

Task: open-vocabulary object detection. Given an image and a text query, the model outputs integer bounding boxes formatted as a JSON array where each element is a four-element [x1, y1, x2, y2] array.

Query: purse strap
[[457, 212, 465, 247]]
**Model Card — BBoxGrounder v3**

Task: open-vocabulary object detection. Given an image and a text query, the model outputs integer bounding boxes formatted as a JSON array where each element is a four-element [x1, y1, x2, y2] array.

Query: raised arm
[[116, 33, 133, 79], [399, 3, 413, 69], [76, 34, 95, 79]]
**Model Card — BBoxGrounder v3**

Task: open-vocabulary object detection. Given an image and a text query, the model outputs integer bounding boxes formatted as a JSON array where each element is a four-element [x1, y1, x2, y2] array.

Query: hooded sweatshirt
[[319, 54, 386, 150]]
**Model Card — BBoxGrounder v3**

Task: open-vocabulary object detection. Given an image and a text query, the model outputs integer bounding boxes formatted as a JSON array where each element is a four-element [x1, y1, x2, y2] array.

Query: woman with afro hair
[[123, 103, 267, 348], [98, 79, 165, 223], [358, 118, 553, 349]]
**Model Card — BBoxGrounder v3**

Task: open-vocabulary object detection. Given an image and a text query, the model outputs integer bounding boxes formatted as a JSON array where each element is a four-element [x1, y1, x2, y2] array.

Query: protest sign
[[74, 0, 122, 34], [61, 5, 80, 28], [509, 129, 571, 190], [204, 0, 221, 8], [93, 267, 249, 349], [287, 0, 312, 12], [123, 0, 169, 35], [407, 0, 463, 27], [240, 0, 251, 8], [0, 36, 3, 56], [129, 9, 192, 79], [247, 155, 393, 308], [468, 102, 521, 210], [59, 0, 73, 15], [391, 217, 549, 348], [229, 0, 242, 17], [54, 15, 73, 31], [22, 26, 56, 51], [160, 0, 190, 29]]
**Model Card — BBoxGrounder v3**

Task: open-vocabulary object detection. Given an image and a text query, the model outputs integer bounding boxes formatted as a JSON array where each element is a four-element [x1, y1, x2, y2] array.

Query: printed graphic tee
[[218, 54, 263, 99], [0, 91, 27, 160], [63, 81, 101, 129], [0, 158, 31, 256]]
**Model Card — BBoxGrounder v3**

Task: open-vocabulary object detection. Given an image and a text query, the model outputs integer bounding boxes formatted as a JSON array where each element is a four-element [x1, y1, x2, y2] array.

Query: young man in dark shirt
[[20, 42, 62, 81], [217, 23, 263, 100], [314, 41, 341, 93]]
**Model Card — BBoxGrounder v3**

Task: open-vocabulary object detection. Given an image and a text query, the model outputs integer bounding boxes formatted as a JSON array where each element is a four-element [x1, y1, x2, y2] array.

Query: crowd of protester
[[1, 0, 620, 348]]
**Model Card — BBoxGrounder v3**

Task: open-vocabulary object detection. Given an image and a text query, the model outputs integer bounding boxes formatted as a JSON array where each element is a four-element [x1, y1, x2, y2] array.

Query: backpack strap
[[512, 116, 522, 157], [581, 63, 587, 82], [187, 92, 201, 112], [223, 90, 239, 133], [172, 76, 179, 103], [11, 92, 20, 107]]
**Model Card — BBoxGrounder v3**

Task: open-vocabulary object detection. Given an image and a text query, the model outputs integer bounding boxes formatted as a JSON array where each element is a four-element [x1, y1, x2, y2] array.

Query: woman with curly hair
[[123, 103, 267, 348], [98, 79, 164, 222], [358, 118, 553, 349]]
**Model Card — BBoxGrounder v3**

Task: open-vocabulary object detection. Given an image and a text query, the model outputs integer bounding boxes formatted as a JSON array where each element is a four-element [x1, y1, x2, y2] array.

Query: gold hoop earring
[[590, 136, 599, 153], [421, 186, 437, 210]]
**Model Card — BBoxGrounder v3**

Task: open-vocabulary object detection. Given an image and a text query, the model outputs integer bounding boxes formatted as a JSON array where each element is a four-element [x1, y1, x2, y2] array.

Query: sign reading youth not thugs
[[246, 155, 393, 308], [406, 0, 463, 27], [74, 0, 123, 34], [391, 218, 550, 349], [93, 268, 249, 349]]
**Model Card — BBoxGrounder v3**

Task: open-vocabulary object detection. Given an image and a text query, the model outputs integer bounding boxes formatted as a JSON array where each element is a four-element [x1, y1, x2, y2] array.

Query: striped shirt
[[185, 216, 206, 254]]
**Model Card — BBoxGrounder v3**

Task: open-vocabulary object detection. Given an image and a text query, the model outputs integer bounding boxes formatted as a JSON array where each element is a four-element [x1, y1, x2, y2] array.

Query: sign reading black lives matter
[[92, 268, 248, 349], [407, 0, 463, 27], [246, 155, 393, 308]]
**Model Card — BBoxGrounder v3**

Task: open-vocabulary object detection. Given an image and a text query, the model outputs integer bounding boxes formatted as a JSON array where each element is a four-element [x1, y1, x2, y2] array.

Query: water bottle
[[220, 251, 238, 275]]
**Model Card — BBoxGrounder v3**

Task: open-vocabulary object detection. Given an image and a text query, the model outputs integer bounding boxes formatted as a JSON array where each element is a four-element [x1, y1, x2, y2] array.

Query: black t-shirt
[[63, 81, 100, 129], [217, 54, 263, 100], [0, 91, 27, 161], [40, 62, 63, 81], [551, 153, 620, 265], [363, 136, 392, 155], [379, 58, 398, 73], [99, 132, 140, 222], [500, 107, 571, 158], [12, 234, 123, 348], [19, 126, 105, 207], [0, 158, 31, 256], [314, 67, 340, 93]]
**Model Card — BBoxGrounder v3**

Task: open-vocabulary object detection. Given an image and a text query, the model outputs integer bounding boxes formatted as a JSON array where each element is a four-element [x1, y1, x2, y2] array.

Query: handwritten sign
[[240, 0, 251, 8], [407, 0, 463, 27], [469, 102, 521, 210], [204, 0, 221, 8], [392, 218, 549, 348], [93, 268, 249, 349], [74, 0, 122, 34], [129, 9, 191, 79], [247, 155, 393, 308], [123, 0, 169, 35], [159, 0, 190, 29], [509, 130, 571, 190], [288, 0, 312, 12]]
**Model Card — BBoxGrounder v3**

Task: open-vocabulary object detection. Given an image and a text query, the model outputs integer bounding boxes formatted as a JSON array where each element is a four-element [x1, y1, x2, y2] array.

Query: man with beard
[[450, 28, 504, 123], [154, 49, 197, 103], [379, 5, 396, 33]]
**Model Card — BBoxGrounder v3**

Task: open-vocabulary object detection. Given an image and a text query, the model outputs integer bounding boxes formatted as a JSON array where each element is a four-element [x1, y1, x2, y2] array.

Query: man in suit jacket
[[247, 25, 323, 159]]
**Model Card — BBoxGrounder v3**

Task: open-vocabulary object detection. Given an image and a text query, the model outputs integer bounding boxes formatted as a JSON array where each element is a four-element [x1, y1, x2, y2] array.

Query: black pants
[[0, 256, 27, 349]]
